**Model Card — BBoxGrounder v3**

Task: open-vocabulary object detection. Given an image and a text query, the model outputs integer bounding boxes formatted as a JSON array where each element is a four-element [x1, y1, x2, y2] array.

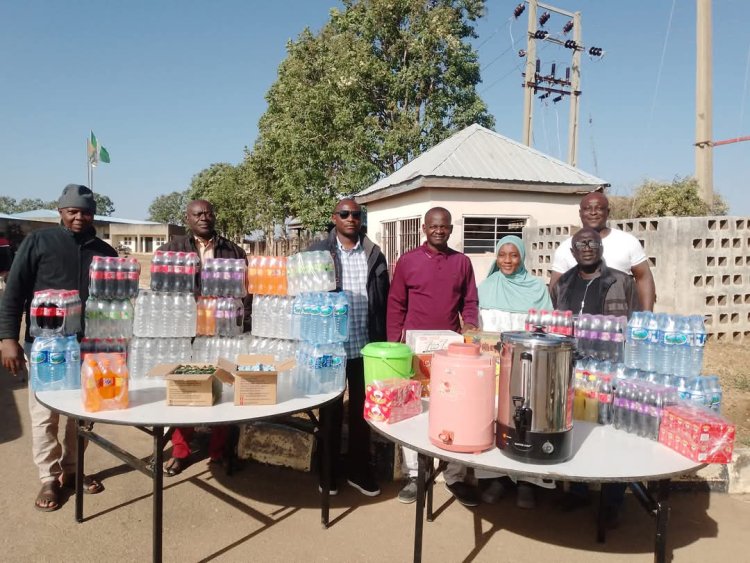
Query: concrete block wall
[[524, 215, 750, 342]]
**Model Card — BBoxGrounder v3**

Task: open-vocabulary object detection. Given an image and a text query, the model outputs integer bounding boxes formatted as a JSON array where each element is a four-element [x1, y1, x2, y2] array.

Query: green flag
[[88, 130, 111, 165], [99, 146, 110, 164]]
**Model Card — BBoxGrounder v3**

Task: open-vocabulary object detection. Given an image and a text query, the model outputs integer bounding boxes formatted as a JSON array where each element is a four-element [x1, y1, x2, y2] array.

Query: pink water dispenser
[[428, 343, 496, 453]]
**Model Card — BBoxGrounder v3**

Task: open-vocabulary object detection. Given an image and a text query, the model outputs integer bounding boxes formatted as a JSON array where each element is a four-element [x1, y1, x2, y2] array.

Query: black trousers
[[319, 357, 371, 483]]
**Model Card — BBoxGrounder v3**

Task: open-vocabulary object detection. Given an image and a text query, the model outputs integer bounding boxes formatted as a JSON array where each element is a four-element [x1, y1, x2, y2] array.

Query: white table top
[[36, 379, 343, 427], [369, 401, 704, 483]]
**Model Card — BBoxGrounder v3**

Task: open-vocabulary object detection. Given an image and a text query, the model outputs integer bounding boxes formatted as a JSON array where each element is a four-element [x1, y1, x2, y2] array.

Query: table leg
[[654, 479, 671, 563], [319, 404, 332, 528], [75, 419, 85, 523], [153, 426, 165, 563], [414, 453, 428, 563], [426, 457, 435, 522], [596, 483, 606, 543]]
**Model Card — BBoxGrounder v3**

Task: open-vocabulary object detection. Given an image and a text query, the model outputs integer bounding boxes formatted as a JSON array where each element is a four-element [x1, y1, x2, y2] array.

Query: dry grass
[[703, 342, 750, 446]]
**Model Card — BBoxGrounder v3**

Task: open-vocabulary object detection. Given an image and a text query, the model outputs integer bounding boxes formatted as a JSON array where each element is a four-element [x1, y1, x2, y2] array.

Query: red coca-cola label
[[128, 272, 139, 280], [185, 266, 196, 275], [174, 266, 184, 274], [56, 308, 66, 317], [30, 307, 43, 316], [598, 392, 612, 403], [104, 272, 115, 280], [116, 271, 126, 280]]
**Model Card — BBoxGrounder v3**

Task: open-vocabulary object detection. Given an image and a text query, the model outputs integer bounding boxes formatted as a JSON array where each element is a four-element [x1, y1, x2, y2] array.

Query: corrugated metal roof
[[355, 123, 608, 200], [10, 209, 161, 225]]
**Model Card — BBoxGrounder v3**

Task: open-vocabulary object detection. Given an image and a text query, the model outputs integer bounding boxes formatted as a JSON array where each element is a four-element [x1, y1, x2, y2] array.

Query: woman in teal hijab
[[476, 235, 553, 508], [478, 235, 552, 314]]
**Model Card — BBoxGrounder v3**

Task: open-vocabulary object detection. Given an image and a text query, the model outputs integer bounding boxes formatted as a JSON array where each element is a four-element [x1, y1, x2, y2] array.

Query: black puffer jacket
[[308, 230, 390, 343], [0, 226, 117, 342]]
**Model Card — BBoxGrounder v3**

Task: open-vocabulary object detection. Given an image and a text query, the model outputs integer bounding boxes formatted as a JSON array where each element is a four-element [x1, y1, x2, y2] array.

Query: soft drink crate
[[196, 296, 243, 337], [525, 309, 574, 336], [128, 337, 192, 380], [81, 353, 129, 412], [658, 403, 736, 464], [89, 256, 141, 299], [30, 335, 80, 391], [247, 255, 287, 296], [405, 330, 463, 354], [217, 354, 297, 405], [30, 290, 81, 337], [286, 251, 336, 295], [572, 313, 626, 361], [364, 379, 423, 423], [133, 291, 196, 338], [150, 251, 200, 293], [84, 297, 134, 339], [201, 258, 248, 298], [611, 379, 679, 440]]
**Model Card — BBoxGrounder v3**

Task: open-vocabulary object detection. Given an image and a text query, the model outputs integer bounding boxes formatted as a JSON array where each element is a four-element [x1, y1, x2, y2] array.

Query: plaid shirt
[[336, 237, 369, 358]]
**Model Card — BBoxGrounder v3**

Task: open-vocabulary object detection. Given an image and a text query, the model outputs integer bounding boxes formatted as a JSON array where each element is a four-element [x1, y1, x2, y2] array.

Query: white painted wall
[[363, 187, 582, 283]]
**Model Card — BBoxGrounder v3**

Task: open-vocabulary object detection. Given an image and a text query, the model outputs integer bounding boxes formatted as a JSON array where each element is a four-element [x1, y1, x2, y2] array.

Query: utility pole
[[521, 0, 538, 146], [695, 0, 713, 208], [518, 1, 598, 167], [566, 11, 582, 166]]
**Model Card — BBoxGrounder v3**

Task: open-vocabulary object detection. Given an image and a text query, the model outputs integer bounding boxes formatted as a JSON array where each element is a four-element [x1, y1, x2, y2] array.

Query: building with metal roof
[[354, 123, 609, 279]]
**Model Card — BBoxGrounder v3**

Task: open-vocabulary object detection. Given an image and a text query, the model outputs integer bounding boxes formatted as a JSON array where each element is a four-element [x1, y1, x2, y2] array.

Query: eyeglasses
[[573, 240, 602, 250], [334, 210, 362, 220]]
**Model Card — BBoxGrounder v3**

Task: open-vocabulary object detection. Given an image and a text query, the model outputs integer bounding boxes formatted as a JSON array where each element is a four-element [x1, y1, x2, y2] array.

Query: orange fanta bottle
[[112, 355, 129, 409], [82, 357, 103, 412]]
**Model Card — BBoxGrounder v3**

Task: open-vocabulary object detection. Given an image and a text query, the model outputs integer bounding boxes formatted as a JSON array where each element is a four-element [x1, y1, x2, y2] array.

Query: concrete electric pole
[[695, 0, 713, 208]]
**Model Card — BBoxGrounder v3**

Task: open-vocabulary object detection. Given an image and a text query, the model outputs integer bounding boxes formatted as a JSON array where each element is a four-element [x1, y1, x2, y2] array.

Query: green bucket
[[361, 342, 414, 385]]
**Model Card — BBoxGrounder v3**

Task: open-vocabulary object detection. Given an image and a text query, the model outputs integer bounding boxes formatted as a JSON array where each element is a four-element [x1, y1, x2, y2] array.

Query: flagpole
[[86, 138, 90, 187]]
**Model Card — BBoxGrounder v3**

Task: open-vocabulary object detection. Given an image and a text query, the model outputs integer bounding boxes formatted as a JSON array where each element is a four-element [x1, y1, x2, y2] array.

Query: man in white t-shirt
[[549, 192, 655, 310]]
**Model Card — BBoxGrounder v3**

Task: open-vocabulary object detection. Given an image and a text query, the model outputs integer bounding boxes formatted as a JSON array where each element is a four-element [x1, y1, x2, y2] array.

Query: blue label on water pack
[[646, 329, 659, 345], [333, 304, 348, 316], [319, 305, 333, 317], [628, 327, 648, 341], [693, 333, 707, 347], [662, 331, 688, 346], [49, 351, 66, 365], [31, 351, 48, 364]]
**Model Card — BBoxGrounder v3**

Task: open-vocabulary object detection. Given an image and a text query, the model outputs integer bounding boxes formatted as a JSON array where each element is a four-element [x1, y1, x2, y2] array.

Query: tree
[[93, 193, 115, 216], [250, 0, 494, 231], [609, 176, 729, 219], [148, 191, 189, 225], [187, 163, 251, 241]]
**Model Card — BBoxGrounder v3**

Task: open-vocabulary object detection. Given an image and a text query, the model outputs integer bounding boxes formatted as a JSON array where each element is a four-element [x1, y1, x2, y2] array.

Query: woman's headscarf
[[477, 235, 553, 313]]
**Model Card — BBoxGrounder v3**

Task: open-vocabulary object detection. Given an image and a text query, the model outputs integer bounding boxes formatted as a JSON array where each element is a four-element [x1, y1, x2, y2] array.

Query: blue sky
[[1, 0, 748, 219]]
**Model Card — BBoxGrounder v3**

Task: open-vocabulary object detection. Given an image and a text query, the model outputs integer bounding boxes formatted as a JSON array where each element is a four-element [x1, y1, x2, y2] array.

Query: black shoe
[[445, 481, 480, 507], [347, 473, 381, 497], [318, 484, 339, 496]]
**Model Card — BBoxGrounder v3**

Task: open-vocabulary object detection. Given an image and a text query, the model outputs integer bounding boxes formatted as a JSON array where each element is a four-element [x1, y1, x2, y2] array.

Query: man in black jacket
[[308, 197, 389, 496], [158, 199, 250, 475], [0, 184, 117, 512]]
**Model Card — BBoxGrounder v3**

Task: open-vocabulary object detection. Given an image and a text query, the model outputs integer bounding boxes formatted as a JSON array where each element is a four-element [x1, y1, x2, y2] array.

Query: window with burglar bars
[[463, 216, 527, 254], [399, 217, 421, 255], [381, 217, 421, 277], [381, 220, 398, 266]]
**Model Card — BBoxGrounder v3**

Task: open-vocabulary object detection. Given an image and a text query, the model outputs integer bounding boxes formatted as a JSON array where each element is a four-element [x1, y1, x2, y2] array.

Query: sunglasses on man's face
[[334, 210, 362, 220], [573, 240, 602, 250]]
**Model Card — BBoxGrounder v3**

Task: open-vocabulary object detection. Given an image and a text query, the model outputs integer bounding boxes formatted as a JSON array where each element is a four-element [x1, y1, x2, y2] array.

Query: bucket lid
[[361, 342, 413, 359]]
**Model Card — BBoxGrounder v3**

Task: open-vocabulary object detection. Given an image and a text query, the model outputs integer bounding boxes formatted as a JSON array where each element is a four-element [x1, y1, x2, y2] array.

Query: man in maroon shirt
[[387, 207, 480, 506]]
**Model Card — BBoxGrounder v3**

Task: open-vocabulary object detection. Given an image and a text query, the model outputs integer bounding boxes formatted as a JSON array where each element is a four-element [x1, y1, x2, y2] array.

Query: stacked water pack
[[128, 251, 197, 379], [29, 289, 82, 391], [192, 334, 297, 364], [86, 257, 140, 339]]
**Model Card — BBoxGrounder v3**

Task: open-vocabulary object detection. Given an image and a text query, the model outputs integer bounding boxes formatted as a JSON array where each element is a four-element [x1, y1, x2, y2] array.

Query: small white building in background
[[5, 210, 184, 253], [355, 124, 608, 281]]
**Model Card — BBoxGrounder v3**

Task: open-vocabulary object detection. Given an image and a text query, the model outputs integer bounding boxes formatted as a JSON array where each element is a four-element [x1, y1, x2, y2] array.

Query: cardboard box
[[218, 354, 296, 406], [150, 363, 232, 406], [412, 353, 432, 397], [463, 330, 503, 357], [405, 330, 463, 354]]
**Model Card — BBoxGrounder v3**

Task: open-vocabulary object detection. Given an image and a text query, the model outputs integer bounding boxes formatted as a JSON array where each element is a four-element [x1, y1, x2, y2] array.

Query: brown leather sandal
[[61, 474, 104, 494], [35, 481, 62, 512]]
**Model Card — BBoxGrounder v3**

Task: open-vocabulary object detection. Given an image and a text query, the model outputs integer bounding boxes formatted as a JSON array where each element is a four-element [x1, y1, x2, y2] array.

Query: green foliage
[[610, 176, 729, 219], [250, 0, 494, 231], [93, 193, 115, 216], [148, 191, 189, 225]]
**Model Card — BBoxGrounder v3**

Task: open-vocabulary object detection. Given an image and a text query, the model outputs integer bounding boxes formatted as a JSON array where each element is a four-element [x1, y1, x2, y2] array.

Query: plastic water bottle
[[688, 376, 706, 406], [575, 314, 591, 357], [48, 337, 68, 387], [645, 388, 662, 441], [657, 314, 677, 375], [688, 315, 707, 378], [641, 312, 659, 372], [332, 292, 349, 343], [64, 336, 81, 389], [703, 375, 722, 412], [597, 374, 613, 425], [612, 380, 629, 431], [624, 311, 644, 368], [319, 293, 333, 343]]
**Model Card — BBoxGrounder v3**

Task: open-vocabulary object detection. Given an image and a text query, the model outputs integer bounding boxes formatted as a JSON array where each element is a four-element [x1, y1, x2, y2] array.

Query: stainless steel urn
[[496, 331, 575, 464]]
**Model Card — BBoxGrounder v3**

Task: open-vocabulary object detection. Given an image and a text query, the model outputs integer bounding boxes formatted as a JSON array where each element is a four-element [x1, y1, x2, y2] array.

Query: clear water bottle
[[656, 313, 676, 375], [319, 293, 333, 343], [48, 337, 68, 388], [673, 316, 692, 376], [641, 312, 659, 372], [624, 311, 644, 368], [688, 376, 706, 406], [64, 336, 81, 389], [333, 292, 349, 342], [688, 315, 707, 378], [703, 375, 722, 412]]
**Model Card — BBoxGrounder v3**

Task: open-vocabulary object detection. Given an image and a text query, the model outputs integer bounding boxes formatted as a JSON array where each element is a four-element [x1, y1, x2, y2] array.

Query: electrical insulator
[[564, 40, 577, 50], [539, 12, 550, 26], [550, 63, 556, 76], [588, 47, 603, 57], [539, 92, 550, 100], [563, 21, 574, 34], [513, 3, 525, 18], [534, 30, 548, 40], [553, 95, 564, 103], [518, 49, 527, 58], [536, 59, 541, 72]]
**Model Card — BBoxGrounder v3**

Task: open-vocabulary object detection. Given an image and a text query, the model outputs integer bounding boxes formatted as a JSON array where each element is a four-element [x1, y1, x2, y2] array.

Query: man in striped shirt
[[308, 198, 390, 496]]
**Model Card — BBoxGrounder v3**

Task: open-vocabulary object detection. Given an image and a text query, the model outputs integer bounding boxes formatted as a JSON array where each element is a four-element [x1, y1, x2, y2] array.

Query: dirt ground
[[703, 341, 750, 446]]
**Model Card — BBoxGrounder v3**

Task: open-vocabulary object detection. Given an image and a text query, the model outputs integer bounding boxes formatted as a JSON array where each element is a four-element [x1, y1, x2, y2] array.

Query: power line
[[647, 0, 677, 138], [738, 39, 750, 138]]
